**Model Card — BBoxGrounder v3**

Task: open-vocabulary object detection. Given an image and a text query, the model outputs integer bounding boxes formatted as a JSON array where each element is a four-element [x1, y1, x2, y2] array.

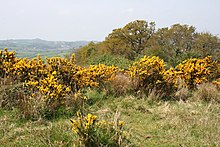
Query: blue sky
[[0, 0, 219, 41]]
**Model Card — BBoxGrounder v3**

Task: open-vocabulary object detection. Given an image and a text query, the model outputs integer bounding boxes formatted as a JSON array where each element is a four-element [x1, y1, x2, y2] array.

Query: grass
[[0, 108, 75, 146], [89, 96, 220, 146], [0, 92, 219, 146]]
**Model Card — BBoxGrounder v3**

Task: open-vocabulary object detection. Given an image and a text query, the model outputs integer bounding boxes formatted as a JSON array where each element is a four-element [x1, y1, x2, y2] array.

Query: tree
[[105, 20, 155, 59], [145, 24, 196, 66], [193, 32, 220, 61], [75, 42, 98, 65]]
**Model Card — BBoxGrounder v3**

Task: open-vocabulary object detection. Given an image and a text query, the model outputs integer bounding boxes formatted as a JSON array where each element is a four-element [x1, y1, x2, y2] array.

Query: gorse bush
[[164, 56, 218, 89], [70, 112, 128, 146], [45, 55, 81, 92], [13, 55, 46, 82], [0, 48, 16, 79], [1, 49, 219, 95], [0, 49, 120, 118], [175, 56, 216, 89], [74, 64, 118, 90], [128, 56, 166, 94], [27, 72, 71, 102], [0, 48, 219, 118]]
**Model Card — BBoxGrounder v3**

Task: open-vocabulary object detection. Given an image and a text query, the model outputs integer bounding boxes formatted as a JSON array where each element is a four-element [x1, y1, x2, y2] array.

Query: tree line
[[75, 20, 220, 68]]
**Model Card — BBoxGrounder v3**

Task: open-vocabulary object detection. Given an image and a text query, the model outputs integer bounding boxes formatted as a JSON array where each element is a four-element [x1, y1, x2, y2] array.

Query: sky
[[0, 0, 219, 41]]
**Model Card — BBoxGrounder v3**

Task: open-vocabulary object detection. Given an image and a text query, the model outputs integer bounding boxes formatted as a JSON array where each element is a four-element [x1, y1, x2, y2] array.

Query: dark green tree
[[105, 20, 155, 59], [193, 32, 220, 62], [145, 24, 196, 66]]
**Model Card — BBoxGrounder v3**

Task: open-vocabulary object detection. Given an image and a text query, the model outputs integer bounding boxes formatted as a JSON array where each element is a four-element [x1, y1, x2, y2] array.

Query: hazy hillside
[[0, 38, 89, 58]]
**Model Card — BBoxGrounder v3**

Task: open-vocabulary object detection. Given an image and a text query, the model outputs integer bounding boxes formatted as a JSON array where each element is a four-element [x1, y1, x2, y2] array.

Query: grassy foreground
[[0, 94, 219, 146]]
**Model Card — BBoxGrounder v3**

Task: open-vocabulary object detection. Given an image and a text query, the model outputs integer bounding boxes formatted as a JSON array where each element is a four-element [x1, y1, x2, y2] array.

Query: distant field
[[0, 38, 89, 59], [5, 48, 73, 59]]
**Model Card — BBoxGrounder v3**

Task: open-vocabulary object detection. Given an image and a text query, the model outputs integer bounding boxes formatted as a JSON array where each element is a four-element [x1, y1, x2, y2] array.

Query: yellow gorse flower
[[163, 56, 217, 89], [85, 113, 97, 129], [128, 56, 165, 89]]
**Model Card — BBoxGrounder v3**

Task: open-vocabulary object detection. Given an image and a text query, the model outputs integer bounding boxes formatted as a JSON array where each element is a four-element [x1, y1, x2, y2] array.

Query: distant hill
[[0, 38, 89, 58]]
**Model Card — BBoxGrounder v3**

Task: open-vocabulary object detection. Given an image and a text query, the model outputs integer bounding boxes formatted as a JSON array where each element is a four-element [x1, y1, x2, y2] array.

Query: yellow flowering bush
[[128, 56, 165, 91], [13, 55, 46, 82], [27, 72, 71, 102], [25, 54, 77, 97], [173, 56, 216, 89], [74, 64, 118, 89], [1, 48, 219, 118], [163, 67, 180, 89], [70, 112, 128, 146], [46, 57, 70, 74], [0, 48, 17, 78], [39, 74, 70, 99], [46, 55, 82, 92]]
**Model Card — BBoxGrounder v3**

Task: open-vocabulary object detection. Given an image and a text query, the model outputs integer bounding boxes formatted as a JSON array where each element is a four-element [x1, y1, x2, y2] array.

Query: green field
[[7, 48, 73, 59]]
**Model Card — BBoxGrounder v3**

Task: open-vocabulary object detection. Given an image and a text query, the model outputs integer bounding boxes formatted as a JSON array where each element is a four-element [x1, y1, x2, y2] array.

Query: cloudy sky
[[0, 0, 219, 41]]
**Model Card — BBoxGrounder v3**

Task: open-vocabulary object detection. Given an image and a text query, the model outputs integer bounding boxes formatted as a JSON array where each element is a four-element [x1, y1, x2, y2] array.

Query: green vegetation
[[75, 20, 220, 67], [0, 20, 220, 146]]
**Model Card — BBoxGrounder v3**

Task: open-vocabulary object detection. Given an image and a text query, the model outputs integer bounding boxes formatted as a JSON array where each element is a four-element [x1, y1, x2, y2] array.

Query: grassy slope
[[0, 94, 219, 146]]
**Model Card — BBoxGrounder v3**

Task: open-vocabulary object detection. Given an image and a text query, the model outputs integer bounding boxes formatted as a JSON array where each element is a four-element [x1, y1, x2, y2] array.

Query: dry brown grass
[[110, 73, 131, 96], [174, 81, 191, 101], [147, 88, 164, 101], [192, 82, 220, 103]]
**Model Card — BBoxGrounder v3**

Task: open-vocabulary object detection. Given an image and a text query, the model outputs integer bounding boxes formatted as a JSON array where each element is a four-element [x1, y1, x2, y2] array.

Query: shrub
[[13, 55, 46, 82], [0, 84, 44, 120], [70, 112, 129, 146], [46, 55, 81, 92], [74, 64, 118, 90], [163, 56, 218, 94], [89, 54, 132, 69], [0, 48, 17, 79], [0, 84, 25, 109], [174, 56, 217, 89], [26, 72, 71, 109], [128, 56, 165, 93]]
